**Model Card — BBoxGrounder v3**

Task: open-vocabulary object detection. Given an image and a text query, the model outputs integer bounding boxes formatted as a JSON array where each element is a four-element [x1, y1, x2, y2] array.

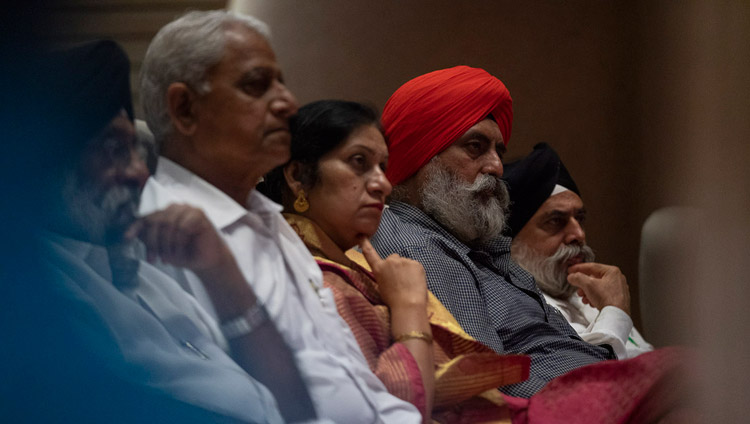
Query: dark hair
[[259, 99, 381, 205]]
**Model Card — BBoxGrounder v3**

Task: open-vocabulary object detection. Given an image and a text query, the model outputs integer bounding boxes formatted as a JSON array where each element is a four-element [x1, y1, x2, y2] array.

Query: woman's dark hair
[[259, 99, 381, 205]]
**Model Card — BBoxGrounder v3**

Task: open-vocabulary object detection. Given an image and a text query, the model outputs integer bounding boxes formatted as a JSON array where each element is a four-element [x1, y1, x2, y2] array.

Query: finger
[[123, 219, 143, 241], [174, 208, 206, 263], [138, 213, 162, 263], [567, 271, 594, 290], [358, 236, 384, 269], [171, 210, 193, 263], [166, 205, 194, 262], [160, 206, 182, 263], [568, 262, 609, 276], [158, 209, 184, 264]]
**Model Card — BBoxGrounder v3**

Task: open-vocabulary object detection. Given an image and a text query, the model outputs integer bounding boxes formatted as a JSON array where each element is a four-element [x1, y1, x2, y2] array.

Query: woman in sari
[[261, 100, 529, 423]]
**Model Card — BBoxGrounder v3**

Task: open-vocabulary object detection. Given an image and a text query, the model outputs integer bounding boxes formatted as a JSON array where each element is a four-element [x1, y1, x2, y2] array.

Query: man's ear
[[166, 82, 198, 136], [283, 161, 305, 196]]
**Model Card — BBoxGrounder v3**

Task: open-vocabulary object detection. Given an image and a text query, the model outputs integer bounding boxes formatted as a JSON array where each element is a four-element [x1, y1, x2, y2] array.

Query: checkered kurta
[[371, 201, 615, 398]]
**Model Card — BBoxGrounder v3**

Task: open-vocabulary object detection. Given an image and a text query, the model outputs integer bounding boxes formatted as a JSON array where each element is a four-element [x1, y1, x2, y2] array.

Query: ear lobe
[[166, 82, 198, 136], [283, 161, 304, 195]]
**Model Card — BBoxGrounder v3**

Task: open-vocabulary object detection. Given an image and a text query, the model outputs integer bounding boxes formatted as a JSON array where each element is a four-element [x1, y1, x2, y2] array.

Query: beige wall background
[[234, 0, 652, 330], [56, 2, 750, 419]]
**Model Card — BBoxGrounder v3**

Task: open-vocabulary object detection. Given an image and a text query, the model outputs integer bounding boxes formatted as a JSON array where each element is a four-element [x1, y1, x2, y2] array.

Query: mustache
[[548, 243, 595, 265], [465, 173, 508, 198], [512, 241, 595, 299], [90, 183, 141, 243]]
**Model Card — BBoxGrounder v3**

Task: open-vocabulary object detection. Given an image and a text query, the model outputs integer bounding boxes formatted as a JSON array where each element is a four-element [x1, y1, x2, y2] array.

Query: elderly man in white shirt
[[139, 10, 422, 423], [504, 142, 654, 359]]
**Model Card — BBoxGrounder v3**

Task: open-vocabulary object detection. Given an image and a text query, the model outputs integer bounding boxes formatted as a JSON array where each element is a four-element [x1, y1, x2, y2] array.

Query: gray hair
[[139, 10, 271, 146]]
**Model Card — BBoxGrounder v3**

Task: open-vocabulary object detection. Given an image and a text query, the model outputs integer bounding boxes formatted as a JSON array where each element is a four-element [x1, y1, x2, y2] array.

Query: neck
[[284, 213, 354, 266], [161, 138, 258, 206]]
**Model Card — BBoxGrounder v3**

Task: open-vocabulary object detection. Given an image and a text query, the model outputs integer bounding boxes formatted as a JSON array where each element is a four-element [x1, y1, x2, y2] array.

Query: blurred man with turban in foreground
[[371, 66, 693, 423], [504, 142, 653, 359], [1, 40, 315, 423]]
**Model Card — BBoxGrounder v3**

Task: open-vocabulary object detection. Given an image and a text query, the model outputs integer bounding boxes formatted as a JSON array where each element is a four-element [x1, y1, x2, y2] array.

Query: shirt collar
[[153, 157, 282, 230]]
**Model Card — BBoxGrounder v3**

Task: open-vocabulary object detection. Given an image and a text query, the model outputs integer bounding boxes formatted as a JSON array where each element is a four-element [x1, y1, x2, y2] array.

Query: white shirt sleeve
[[583, 305, 633, 359], [544, 293, 639, 359]]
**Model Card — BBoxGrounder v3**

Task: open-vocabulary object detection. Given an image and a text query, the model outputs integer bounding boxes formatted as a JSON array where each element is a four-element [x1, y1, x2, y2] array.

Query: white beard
[[60, 171, 141, 246], [512, 241, 595, 299], [420, 158, 509, 246], [61, 172, 143, 287]]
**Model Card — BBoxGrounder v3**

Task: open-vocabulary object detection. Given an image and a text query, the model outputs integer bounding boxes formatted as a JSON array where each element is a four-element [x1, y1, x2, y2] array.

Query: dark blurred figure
[[0, 37, 304, 423]]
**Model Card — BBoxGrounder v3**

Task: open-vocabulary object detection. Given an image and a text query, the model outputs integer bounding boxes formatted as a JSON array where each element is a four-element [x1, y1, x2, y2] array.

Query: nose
[[367, 167, 392, 200], [481, 149, 503, 177], [270, 81, 299, 118], [122, 149, 150, 189], [564, 217, 586, 245]]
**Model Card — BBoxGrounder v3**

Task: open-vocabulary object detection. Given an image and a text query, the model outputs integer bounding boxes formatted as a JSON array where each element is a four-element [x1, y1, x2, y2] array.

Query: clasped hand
[[567, 262, 631, 315], [125, 203, 233, 272]]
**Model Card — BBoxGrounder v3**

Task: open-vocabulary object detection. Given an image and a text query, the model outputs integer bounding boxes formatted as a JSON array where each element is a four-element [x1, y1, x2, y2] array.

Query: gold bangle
[[394, 330, 433, 344]]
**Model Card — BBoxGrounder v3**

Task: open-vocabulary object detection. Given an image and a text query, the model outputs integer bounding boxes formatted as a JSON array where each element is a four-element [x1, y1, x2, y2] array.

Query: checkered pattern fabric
[[371, 201, 615, 398]]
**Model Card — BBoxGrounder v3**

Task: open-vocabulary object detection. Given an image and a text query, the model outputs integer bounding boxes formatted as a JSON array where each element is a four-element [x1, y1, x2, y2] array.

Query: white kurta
[[543, 292, 654, 359], [140, 157, 421, 424], [39, 232, 284, 423]]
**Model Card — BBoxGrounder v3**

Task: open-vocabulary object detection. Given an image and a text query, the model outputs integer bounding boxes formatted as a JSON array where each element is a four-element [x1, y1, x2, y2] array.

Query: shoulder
[[317, 259, 356, 288], [373, 205, 447, 255]]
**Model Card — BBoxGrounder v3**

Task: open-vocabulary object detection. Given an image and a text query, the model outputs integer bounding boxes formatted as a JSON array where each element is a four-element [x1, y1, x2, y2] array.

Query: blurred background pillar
[[635, 0, 750, 420]]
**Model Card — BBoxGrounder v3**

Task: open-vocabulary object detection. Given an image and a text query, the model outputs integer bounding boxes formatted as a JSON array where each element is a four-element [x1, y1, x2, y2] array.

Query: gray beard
[[61, 173, 142, 288], [512, 241, 596, 299], [61, 172, 141, 246], [420, 159, 510, 247]]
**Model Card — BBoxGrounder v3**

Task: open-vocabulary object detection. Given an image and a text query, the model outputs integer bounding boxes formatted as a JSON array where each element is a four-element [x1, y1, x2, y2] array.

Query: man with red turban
[[372, 66, 692, 423], [372, 66, 614, 398]]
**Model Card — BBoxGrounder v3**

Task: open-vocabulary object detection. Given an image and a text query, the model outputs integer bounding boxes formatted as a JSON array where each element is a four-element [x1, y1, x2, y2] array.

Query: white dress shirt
[[140, 157, 421, 424], [543, 292, 654, 359], [39, 232, 284, 423]]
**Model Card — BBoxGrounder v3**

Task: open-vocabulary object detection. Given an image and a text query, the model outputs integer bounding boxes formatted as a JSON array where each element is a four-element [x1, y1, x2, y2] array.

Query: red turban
[[382, 66, 513, 186]]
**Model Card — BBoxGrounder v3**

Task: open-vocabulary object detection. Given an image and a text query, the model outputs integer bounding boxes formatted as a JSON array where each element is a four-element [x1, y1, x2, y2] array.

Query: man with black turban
[[504, 142, 653, 359], [3, 39, 314, 423]]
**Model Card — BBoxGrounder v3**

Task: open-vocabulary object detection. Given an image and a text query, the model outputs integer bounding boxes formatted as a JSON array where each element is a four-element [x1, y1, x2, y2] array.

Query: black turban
[[44, 39, 134, 160], [12, 39, 134, 179], [503, 142, 580, 237], [5, 39, 134, 220]]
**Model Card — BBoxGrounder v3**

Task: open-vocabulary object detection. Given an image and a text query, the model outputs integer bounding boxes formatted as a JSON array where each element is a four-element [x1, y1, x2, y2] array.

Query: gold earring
[[294, 190, 309, 213]]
